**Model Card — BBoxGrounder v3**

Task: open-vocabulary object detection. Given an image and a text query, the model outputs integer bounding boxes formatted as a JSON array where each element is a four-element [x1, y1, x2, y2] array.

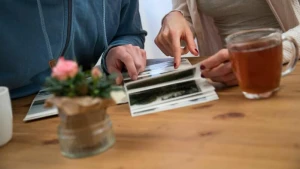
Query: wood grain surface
[[1, 57, 300, 169]]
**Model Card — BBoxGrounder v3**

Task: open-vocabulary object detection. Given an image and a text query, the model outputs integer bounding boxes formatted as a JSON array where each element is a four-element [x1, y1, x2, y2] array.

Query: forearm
[[171, 0, 193, 30]]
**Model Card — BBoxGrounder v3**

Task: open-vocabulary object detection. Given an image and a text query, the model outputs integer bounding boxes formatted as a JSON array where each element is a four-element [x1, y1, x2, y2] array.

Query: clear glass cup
[[226, 28, 299, 99], [57, 114, 115, 158]]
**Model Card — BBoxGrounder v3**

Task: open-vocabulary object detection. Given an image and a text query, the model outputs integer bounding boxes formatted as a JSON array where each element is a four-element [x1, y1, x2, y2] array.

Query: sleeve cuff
[[100, 43, 130, 75]]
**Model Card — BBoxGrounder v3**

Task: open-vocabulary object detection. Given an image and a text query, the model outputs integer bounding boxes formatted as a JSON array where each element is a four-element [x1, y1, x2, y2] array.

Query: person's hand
[[200, 49, 238, 86], [106, 44, 146, 85], [155, 11, 198, 68]]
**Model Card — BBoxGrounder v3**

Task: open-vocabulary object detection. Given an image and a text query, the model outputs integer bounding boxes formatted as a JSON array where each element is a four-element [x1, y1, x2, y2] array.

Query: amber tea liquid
[[229, 41, 282, 94]]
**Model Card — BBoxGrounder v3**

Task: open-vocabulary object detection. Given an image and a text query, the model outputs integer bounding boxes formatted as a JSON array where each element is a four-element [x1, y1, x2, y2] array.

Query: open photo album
[[112, 58, 195, 104], [23, 89, 57, 121], [124, 63, 219, 116], [24, 58, 218, 121]]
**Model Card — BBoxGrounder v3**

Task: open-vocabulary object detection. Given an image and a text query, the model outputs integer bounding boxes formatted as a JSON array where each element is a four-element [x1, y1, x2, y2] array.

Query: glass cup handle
[[282, 35, 299, 76]]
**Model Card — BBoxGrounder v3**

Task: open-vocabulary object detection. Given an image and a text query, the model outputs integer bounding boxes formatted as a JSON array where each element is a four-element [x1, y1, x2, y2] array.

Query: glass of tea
[[226, 28, 299, 99]]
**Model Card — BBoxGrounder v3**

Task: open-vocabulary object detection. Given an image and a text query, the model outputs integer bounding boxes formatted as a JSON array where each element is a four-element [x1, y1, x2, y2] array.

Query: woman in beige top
[[155, 0, 300, 86]]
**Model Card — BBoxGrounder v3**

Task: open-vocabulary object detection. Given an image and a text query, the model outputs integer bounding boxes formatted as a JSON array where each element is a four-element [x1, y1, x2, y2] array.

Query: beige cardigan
[[172, 0, 300, 63]]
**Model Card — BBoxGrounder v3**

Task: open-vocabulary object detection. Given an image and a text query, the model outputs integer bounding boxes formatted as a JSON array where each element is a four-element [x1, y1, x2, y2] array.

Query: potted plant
[[44, 57, 120, 158]]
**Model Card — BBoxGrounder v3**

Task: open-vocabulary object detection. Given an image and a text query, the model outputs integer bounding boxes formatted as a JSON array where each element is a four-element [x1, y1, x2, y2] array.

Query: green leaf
[[44, 66, 121, 98]]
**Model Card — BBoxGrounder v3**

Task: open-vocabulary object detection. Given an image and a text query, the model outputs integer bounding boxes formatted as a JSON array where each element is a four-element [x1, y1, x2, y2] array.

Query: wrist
[[161, 10, 184, 25], [101, 45, 120, 75]]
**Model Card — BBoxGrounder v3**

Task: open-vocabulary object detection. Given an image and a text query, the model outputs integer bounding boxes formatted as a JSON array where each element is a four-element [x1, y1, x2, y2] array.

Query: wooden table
[[1, 58, 300, 169]]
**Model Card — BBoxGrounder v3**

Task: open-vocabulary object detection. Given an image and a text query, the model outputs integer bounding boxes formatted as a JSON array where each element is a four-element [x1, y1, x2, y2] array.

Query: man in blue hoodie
[[0, 0, 147, 99]]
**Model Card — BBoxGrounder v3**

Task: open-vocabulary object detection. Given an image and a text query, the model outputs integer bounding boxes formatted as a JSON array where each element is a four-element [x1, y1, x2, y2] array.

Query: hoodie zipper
[[61, 0, 72, 56]]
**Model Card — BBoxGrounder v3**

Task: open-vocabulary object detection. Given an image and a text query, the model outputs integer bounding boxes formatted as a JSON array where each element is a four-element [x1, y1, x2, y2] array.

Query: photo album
[[24, 58, 218, 121], [23, 89, 57, 121], [124, 61, 219, 117], [111, 58, 195, 104]]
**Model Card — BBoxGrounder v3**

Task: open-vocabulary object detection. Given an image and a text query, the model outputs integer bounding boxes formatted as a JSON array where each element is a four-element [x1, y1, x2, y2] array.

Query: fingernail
[[174, 63, 177, 68], [195, 49, 199, 54], [200, 65, 205, 70], [201, 74, 205, 78], [132, 75, 138, 80]]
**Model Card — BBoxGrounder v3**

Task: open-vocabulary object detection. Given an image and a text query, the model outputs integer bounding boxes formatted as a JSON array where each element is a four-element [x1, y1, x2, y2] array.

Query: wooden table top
[[1, 58, 300, 169]]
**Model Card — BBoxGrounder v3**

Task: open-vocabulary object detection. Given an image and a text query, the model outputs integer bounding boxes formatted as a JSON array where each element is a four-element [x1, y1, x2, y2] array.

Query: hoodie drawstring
[[36, 0, 54, 63], [102, 0, 108, 48]]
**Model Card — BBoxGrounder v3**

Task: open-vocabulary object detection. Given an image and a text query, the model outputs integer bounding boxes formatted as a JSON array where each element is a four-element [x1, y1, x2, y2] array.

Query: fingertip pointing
[[132, 75, 138, 81], [195, 49, 199, 55]]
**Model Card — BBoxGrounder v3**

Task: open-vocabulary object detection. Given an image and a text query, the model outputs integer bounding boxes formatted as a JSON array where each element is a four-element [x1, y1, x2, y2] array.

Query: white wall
[[139, 0, 172, 59]]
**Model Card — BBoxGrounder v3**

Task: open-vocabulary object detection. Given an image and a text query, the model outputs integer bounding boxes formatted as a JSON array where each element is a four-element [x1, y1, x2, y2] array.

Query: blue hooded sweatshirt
[[0, 0, 147, 99]]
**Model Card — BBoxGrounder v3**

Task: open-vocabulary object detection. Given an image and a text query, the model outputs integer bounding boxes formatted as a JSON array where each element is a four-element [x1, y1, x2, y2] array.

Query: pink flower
[[51, 57, 79, 81], [91, 67, 102, 79]]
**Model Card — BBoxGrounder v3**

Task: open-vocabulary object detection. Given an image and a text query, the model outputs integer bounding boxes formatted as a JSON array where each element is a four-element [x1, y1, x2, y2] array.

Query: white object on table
[[0, 87, 13, 146]]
